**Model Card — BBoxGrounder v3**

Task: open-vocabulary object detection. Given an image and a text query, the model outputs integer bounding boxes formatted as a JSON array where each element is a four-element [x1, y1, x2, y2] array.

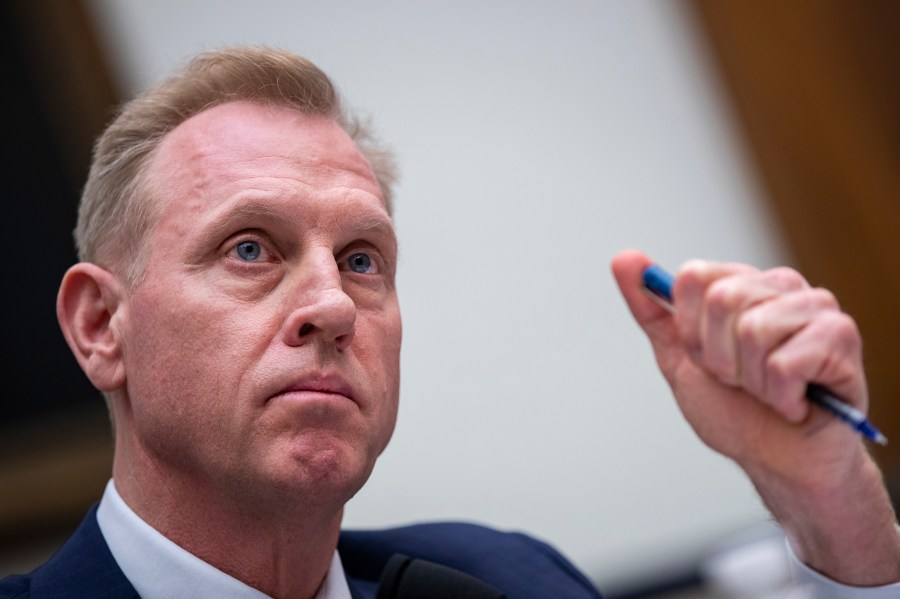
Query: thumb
[[610, 249, 679, 350]]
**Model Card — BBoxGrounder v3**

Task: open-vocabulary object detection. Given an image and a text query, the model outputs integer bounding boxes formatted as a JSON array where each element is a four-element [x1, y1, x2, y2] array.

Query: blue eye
[[347, 252, 374, 273], [236, 240, 262, 261]]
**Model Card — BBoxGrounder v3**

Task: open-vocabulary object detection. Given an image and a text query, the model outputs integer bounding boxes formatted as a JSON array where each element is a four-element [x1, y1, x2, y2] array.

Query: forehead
[[146, 101, 385, 215]]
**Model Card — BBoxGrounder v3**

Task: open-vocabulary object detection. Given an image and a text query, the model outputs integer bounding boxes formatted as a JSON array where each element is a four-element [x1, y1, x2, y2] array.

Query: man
[[1, 46, 898, 598]]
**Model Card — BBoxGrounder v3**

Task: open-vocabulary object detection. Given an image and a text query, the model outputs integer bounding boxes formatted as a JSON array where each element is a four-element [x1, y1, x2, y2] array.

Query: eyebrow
[[200, 199, 397, 248], [333, 210, 400, 260], [199, 202, 289, 244], [347, 213, 398, 240]]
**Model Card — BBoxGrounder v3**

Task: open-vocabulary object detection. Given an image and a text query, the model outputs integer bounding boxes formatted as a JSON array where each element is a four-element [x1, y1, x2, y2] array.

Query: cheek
[[357, 310, 402, 439], [121, 291, 261, 454], [357, 307, 401, 378], [128, 296, 214, 380]]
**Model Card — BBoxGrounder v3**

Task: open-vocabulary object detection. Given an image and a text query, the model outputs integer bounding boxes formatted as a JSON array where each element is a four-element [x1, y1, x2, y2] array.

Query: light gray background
[[85, 0, 792, 590]]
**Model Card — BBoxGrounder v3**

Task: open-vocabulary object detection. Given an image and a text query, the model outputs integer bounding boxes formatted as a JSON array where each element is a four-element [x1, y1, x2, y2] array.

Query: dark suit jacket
[[0, 506, 602, 598]]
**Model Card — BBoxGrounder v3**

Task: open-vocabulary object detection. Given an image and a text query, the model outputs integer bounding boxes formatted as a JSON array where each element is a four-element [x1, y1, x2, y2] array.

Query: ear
[[57, 263, 127, 392]]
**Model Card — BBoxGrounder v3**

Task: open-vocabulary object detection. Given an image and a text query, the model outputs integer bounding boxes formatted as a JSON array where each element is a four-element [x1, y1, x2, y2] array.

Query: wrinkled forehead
[[145, 101, 385, 215]]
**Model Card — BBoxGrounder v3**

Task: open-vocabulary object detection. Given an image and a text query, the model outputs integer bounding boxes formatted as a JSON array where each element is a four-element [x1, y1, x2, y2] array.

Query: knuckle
[[764, 352, 793, 387], [821, 311, 861, 352], [674, 260, 708, 297], [705, 279, 740, 314], [679, 259, 710, 277], [735, 310, 764, 348], [808, 287, 840, 310], [765, 266, 806, 290]]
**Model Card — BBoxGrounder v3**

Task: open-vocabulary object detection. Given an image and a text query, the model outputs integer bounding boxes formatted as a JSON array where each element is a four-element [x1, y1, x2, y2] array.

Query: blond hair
[[77, 46, 397, 287]]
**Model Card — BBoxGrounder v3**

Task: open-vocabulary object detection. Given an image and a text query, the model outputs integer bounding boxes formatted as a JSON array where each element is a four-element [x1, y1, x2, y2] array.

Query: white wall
[[85, 0, 793, 591]]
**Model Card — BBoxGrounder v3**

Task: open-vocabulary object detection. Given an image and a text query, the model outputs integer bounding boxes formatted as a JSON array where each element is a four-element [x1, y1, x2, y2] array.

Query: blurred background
[[2, 1, 898, 597]]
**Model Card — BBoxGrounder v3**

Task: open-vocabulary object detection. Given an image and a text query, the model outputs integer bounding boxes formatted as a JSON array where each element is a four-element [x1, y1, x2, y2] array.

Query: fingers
[[674, 260, 865, 421], [673, 260, 761, 368], [679, 265, 810, 385], [612, 251, 866, 424], [760, 309, 865, 422], [736, 288, 839, 409]]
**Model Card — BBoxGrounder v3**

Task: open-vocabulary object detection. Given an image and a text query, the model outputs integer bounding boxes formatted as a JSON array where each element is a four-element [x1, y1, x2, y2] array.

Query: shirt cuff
[[786, 537, 900, 598]]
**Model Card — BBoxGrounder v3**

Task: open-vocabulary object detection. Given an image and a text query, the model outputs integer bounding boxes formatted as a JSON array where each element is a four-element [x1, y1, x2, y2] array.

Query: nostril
[[299, 323, 315, 336]]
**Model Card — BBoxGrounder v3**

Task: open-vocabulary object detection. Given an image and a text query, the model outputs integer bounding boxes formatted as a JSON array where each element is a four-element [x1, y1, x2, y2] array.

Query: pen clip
[[641, 284, 675, 314]]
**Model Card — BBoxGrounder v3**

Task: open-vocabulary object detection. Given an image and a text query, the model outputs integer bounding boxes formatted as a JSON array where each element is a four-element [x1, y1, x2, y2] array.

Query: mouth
[[270, 374, 356, 405]]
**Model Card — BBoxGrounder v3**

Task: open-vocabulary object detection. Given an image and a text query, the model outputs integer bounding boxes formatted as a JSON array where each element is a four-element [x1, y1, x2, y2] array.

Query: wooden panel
[[687, 0, 900, 475]]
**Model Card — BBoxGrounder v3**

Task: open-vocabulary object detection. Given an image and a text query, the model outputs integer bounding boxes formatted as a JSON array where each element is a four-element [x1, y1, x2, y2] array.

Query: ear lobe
[[57, 263, 127, 392]]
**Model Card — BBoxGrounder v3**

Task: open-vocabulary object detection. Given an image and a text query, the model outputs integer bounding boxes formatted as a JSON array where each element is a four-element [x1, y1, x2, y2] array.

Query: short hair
[[76, 46, 398, 288]]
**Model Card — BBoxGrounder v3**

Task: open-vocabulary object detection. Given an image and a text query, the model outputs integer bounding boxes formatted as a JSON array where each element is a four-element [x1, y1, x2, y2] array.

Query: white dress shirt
[[96, 480, 352, 599]]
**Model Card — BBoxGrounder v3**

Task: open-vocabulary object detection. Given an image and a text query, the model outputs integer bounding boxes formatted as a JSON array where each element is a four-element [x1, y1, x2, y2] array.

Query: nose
[[283, 263, 356, 351]]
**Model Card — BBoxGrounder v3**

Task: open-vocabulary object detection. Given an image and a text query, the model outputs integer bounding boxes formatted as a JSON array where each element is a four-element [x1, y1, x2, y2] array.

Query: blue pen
[[641, 263, 888, 446]]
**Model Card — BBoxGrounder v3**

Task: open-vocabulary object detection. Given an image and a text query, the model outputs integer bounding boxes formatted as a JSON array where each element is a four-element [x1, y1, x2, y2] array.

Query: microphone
[[376, 553, 507, 599]]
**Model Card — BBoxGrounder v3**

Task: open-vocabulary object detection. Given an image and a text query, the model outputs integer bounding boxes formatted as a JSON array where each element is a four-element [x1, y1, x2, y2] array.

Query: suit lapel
[[30, 504, 139, 599]]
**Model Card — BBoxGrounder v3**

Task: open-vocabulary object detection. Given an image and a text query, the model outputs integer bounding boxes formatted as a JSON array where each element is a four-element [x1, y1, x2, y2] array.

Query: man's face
[[117, 102, 401, 507]]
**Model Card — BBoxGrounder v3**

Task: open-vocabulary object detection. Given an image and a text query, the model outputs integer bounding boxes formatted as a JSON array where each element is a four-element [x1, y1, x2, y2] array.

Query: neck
[[112, 433, 343, 599]]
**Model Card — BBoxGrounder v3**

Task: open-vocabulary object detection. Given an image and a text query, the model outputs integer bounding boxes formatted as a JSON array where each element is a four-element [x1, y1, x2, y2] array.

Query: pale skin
[[612, 249, 900, 586], [57, 102, 402, 599]]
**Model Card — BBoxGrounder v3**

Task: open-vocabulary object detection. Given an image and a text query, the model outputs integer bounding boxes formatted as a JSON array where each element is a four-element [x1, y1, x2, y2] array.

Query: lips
[[271, 374, 356, 405]]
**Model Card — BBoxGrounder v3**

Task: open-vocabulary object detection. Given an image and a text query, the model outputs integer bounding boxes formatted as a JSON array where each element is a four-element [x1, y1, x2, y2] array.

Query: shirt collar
[[96, 479, 352, 599]]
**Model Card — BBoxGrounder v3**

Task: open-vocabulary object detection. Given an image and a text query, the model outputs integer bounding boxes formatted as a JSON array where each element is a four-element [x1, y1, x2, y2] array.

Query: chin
[[266, 437, 378, 505]]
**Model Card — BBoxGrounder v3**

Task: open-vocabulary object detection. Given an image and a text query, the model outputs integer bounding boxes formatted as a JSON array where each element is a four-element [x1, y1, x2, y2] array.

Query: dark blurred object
[[0, 0, 119, 567], [377, 554, 507, 599], [602, 571, 703, 599], [1, 0, 119, 425]]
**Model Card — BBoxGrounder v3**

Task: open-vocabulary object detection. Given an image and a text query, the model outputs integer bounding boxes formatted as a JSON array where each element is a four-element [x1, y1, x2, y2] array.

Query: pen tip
[[874, 432, 888, 446]]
